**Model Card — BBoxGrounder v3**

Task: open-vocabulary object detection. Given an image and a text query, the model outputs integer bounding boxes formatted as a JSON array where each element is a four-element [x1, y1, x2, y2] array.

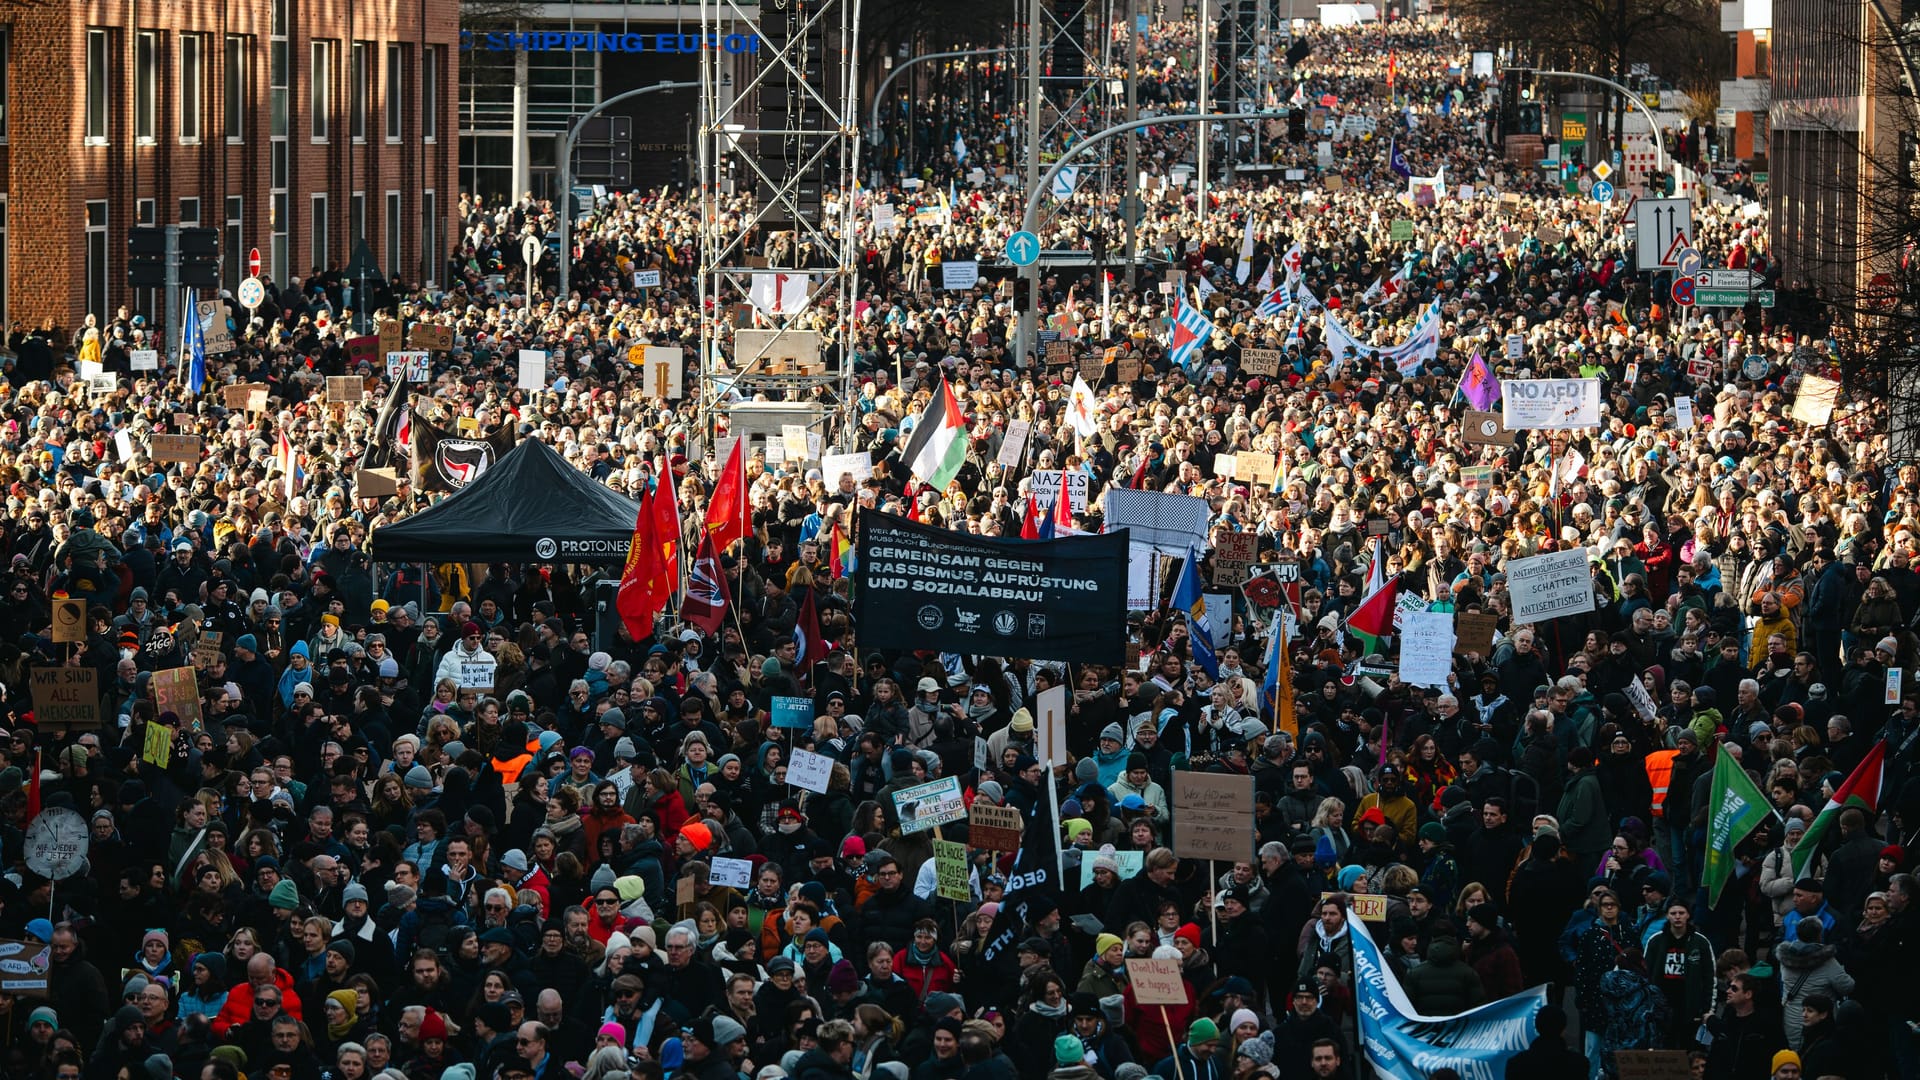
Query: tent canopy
[[369, 438, 642, 565]]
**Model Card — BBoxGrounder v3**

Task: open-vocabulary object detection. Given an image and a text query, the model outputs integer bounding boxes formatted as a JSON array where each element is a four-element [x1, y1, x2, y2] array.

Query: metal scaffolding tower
[[1221, 0, 1279, 167], [696, 0, 863, 446]]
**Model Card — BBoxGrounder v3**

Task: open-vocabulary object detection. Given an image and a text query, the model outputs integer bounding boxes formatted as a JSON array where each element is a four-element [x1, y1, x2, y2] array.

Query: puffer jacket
[[1402, 937, 1485, 1016], [1775, 939, 1857, 1049]]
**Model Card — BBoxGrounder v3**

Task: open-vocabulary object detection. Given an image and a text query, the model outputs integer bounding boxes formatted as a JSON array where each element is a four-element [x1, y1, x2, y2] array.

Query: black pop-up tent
[[369, 438, 642, 565]]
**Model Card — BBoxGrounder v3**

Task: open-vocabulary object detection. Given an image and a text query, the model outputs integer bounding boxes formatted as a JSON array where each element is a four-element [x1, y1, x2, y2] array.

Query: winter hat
[[590, 865, 618, 892], [600, 1021, 628, 1040], [1094, 933, 1123, 957], [711, 1015, 748, 1046], [826, 959, 860, 994], [142, 929, 170, 953], [343, 881, 369, 904], [1418, 822, 1447, 846], [144, 1055, 174, 1080], [1175, 923, 1202, 947], [404, 764, 434, 790], [327, 939, 356, 964], [1187, 1018, 1220, 1046], [1236, 1033, 1274, 1067], [502, 849, 530, 873], [1054, 1035, 1085, 1066], [1151, 945, 1182, 961], [1772, 1051, 1800, 1074], [1228, 1008, 1258, 1033], [268, 879, 301, 910], [1337, 864, 1366, 890], [28, 1006, 58, 1029], [386, 883, 418, 908], [1115, 1066, 1150, 1080], [1074, 758, 1099, 784], [1064, 818, 1092, 842], [1100, 723, 1124, 744], [925, 991, 964, 1016], [1879, 637, 1899, 655], [976, 780, 1004, 804], [680, 822, 714, 851], [419, 1009, 448, 1041], [124, 973, 150, 998]]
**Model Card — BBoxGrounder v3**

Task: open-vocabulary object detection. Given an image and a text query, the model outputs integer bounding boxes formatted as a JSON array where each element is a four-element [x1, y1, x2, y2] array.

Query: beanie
[[1418, 822, 1447, 846], [1771, 1050, 1800, 1074], [1187, 1018, 1220, 1046], [404, 764, 434, 790], [1054, 1035, 1085, 1066], [269, 878, 301, 910], [681, 822, 714, 851], [1094, 933, 1123, 958]]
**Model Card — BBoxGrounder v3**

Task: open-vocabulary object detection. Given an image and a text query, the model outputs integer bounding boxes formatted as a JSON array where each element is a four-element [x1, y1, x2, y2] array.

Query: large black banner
[[411, 417, 517, 492], [854, 513, 1127, 664]]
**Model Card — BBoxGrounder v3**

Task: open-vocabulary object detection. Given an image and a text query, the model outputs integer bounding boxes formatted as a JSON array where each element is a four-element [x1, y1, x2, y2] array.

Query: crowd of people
[[0, 12, 1904, 1080]]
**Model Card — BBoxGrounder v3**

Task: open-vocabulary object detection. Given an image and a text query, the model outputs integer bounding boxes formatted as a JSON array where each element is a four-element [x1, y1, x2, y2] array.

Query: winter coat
[[1775, 939, 1856, 1049], [1402, 937, 1484, 1016], [1555, 769, 1610, 858], [1464, 929, 1526, 1001]]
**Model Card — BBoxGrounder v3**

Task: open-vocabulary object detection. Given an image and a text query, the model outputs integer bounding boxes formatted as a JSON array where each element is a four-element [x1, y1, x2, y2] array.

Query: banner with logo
[[1350, 903, 1546, 1079], [411, 416, 517, 491], [854, 514, 1127, 664]]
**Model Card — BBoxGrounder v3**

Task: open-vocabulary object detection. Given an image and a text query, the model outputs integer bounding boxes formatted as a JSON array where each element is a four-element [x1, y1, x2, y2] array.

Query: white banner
[[941, 260, 980, 291], [1500, 378, 1603, 429], [1397, 610, 1455, 689], [1031, 470, 1089, 514], [1506, 547, 1595, 622]]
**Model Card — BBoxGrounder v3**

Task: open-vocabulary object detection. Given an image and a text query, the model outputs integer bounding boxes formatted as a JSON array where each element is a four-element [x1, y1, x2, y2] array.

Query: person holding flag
[[1171, 547, 1217, 679]]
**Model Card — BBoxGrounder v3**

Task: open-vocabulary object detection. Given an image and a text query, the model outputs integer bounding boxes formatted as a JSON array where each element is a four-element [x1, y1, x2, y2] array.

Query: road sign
[[1697, 287, 1776, 307], [1577, 175, 1593, 195], [1006, 231, 1040, 267], [1592, 161, 1613, 182], [521, 235, 543, 266], [1591, 180, 1614, 203], [248, 247, 261, 278], [237, 276, 266, 310], [1634, 197, 1692, 271], [1671, 277, 1696, 307], [1698, 269, 1754, 289], [1676, 248, 1702, 278]]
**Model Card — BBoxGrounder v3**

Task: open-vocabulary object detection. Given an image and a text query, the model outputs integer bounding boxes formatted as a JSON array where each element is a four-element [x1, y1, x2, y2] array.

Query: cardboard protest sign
[[1124, 958, 1187, 1005], [32, 667, 99, 729], [1171, 771, 1253, 861], [969, 802, 1024, 852], [150, 666, 202, 730]]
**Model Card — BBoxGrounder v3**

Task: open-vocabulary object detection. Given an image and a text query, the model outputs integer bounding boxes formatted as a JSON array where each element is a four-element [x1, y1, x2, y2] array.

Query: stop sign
[[248, 248, 261, 277]]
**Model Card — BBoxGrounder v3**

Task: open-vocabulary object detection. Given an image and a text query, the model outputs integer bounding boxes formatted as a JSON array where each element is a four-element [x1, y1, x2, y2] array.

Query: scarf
[[327, 990, 359, 1040], [1029, 998, 1070, 1019]]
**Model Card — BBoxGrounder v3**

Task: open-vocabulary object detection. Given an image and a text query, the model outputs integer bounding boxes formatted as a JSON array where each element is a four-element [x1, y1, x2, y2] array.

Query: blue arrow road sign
[[1006, 230, 1040, 267], [1591, 180, 1614, 203]]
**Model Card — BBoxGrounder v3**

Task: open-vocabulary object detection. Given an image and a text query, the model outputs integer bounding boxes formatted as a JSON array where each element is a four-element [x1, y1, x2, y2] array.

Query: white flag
[[748, 272, 811, 315], [1236, 213, 1257, 284], [1067, 375, 1103, 438]]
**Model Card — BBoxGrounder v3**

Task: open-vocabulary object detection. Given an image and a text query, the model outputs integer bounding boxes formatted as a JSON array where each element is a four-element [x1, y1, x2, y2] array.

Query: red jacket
[[210, 967, 303, 1037], [1121, 979, 1195, 1063], [893, 947, 958, 1001]]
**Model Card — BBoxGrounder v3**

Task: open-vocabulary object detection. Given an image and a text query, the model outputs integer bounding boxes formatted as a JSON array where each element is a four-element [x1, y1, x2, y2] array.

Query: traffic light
[[128, 229, 166, 288], [179, 227, 220, 288]]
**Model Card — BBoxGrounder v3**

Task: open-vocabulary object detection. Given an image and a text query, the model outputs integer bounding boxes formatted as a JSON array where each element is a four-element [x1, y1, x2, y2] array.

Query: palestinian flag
[[1794, 738, 1887, 877], [1345, 535, 1397, 654], [902, 378, 968, 491]]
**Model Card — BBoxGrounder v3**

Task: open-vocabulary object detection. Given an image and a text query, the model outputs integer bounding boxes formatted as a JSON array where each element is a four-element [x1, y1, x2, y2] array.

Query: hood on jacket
[[1776, 939, 1837, 969], [1426, 937, 1462, 965]]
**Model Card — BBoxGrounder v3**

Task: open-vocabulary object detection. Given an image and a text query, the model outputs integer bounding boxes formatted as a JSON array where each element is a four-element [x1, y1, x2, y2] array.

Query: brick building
[[3, 0, 461, 338]]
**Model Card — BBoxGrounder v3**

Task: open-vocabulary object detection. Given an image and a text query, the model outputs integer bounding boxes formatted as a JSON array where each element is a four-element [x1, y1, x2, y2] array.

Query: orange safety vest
[[1645, 748, 1679, 819], [492, 740, 539, 787]]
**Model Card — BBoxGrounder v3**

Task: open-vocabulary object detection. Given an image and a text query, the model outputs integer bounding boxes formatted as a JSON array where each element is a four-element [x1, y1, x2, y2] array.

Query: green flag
[[1704, 750, 1776, 906]]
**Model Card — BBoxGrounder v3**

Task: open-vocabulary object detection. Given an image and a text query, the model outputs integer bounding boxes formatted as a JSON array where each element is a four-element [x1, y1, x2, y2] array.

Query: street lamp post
[[557, 81, 700, 300], [1506, 67, 1667, 174], [1014, 110, 1276, 365], [867, 45, 1036, 152]]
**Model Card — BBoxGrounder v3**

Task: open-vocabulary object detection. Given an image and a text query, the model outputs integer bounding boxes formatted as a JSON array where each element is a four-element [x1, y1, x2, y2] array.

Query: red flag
[[25, 748, 40, 820], [827, 522, 849, 579], [679, 531, 733, 634], [794, 587, 827, 682], [616, 487, 658, 642], [1020, 495, 1042, 539], [705, 438, 749, 554], [1053, 481, 1075, 534], [649, 477, 681, 613]]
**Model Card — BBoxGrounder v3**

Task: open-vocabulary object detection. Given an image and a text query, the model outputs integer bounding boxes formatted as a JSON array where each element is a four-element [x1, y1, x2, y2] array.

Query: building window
[[385, 191, 401, 281], [350, 192, 365, 247], [85, 30, 109, 143], [351, 43, 368, 142], [225, 196, 244, 286], [137, 199, 156, 226], [386, 44, 403, 142], [311, 193, 328, 272], [422, 46, 438, 142], [310, 41, 332, 142], [271, 0, 289, 38], [225, 35, 247, 141], [135, 32, 157, 143], [271, 192, 289, 284], [421, 189, 437, 286], [85, 201, 108, 320], [180, 34, 203, 142]]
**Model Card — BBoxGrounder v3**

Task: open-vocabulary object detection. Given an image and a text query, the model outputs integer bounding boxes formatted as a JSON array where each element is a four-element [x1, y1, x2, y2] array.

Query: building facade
[[3, 0, 461, 338], [1720, 0, 1771, 164]]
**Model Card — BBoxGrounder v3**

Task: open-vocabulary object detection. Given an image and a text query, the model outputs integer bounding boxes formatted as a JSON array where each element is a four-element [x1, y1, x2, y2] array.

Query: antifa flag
[[411, 416, 516, 492], [361, 380, 411, 471], [978, 784, 1061, 979], [854, 513, 1128, 665], [680, 532, 732, 634]]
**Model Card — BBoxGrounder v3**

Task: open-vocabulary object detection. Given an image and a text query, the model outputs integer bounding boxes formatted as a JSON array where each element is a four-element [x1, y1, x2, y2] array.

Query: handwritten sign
[[191, 632, 224, 671], [0, 938, 51, 995], [31, 667, 98, 729], [386, 351, 431, 382], [1046, 340, 1074, 365], [787, 747, 835, 794], [326, 376, 362, 404], [1325, 891, 1388, 922], [996, 420, 1031, 468], [150, 666, 202, 730], [149, 434, 203, 464], [1031, 470, 1090, 514], [1213, 532, 1258, 586], [1453, 611, 1500, 657], [457, 658, 497, 693], [408, 324, 454, 351], [1506, 547, 1594, 622], [143, 721, 175, 767], [969, 802, 1025, 852], [934, 839, 971, 901], [892, 775, 966, 834], [1125, 958, 1188, 1005], [1081, 847, 1144, 888], [1624, 676, 1658, 721], [1397, 609, 1455, 689], [50, 599, 85, 644], [1241, 348, 1282, 377], [1171, 771, 1253, 861], [130, 349, 159, 371]]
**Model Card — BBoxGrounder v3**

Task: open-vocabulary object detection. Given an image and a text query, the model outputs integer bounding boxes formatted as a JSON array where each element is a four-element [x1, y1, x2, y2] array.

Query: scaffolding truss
[[696, 0, 864, 443]]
